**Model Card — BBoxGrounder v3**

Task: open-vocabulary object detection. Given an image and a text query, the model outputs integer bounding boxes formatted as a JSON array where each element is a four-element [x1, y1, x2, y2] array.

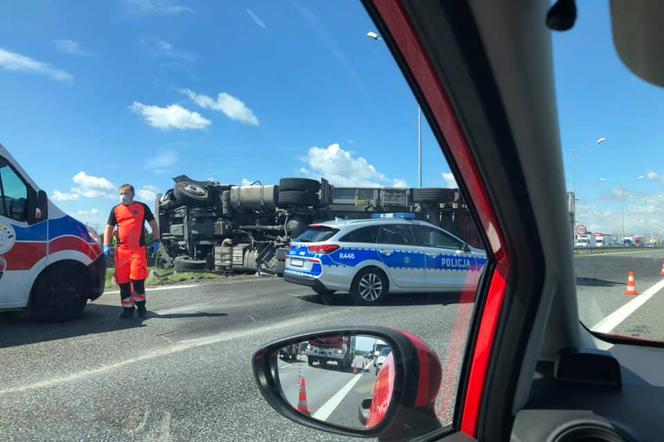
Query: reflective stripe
[[121, 298, 134, 307], [132, 292, 146, 302]]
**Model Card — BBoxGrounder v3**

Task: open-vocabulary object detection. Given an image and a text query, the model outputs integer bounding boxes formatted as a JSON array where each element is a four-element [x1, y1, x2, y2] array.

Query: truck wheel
[[173, 256, 207, 272], [31, 266, 88, 322], [308, 357, 315, 366], [279, 178, 320, 193], [350, 268, 388, 305], [278, 190, 319, 207], [412, 188, 451, 203], [173, 182, 209, 206]]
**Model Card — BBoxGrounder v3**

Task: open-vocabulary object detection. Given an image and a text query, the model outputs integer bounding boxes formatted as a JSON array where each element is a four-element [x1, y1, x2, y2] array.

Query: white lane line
[[592, 278, 664, 333], [105, 284, 199, 295], [0, 309, 350, 396], [312, 373, 364, 421]]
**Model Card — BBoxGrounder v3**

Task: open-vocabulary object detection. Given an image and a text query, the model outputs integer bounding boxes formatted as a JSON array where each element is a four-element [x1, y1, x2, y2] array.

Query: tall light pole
[[599, 178, 626, 242], [367, 31, 423, 188], [568, 137, 606, 194]]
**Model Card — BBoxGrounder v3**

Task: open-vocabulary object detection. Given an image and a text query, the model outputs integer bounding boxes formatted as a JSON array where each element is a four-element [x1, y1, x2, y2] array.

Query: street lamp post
[[367, 31, 423, 188], [568, 137, 606, 194]]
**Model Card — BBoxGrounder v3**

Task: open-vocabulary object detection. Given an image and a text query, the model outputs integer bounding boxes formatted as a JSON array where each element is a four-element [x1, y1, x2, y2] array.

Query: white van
[[0, 144, 106, 320]]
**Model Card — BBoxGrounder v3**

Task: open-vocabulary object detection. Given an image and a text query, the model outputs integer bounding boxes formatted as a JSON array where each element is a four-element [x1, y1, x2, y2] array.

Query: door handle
[[426, 253, 438, 258], [379, 249, 393, 256]]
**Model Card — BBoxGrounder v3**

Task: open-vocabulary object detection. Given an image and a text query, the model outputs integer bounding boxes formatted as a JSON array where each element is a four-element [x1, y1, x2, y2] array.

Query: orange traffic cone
[[625, 271, 639, 296], [660, 263, 664, 276], [296, 377, 310, 415]]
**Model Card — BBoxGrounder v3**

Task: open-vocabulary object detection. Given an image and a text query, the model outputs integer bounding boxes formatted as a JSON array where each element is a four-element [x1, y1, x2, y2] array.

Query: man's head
[[119, 184, 135, 205]]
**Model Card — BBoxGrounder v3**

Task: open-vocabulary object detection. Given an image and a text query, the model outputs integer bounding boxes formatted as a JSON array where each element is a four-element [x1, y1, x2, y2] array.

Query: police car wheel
[[351, 268, 388, 305], [32, 267, 87, 322]]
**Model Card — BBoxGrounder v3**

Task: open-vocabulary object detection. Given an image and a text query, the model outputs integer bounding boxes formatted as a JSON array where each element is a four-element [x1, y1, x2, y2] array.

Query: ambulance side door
[[0, 157, 47, 308]]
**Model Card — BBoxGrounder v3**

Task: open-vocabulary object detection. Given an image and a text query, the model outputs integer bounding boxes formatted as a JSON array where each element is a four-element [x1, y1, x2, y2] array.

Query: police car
[[284, 213, 487, 305]]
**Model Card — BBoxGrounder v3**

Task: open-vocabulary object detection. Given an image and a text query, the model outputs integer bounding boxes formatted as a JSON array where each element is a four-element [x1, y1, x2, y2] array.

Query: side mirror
[[28, 190, 48, 224], [252, 326, 442, 440], [460, 242, 470, 252]]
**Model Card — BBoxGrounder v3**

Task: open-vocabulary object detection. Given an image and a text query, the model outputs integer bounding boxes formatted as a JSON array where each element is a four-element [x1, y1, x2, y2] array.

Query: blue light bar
[[371, 213, 416, 219]]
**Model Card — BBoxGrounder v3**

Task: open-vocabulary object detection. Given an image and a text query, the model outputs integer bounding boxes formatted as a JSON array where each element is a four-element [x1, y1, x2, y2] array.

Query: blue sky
[[553, 2, 664, 236], [0, 0, 447, 229], [1, 1, 661, 236]]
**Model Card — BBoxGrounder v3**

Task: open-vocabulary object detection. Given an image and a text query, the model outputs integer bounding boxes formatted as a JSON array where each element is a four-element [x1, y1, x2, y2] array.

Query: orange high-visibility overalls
[[107, 202, 154, 307]]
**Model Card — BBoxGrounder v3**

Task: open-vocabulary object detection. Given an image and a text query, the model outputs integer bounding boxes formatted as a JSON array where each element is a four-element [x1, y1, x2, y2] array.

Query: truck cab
[[0, 144, 105, 321]]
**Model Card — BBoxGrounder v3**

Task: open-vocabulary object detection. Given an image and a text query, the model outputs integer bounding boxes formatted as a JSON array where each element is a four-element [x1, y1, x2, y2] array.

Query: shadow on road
[[298, 291, 475, 307], [576, 277, 621, 287], [0, 304, 227, 349]]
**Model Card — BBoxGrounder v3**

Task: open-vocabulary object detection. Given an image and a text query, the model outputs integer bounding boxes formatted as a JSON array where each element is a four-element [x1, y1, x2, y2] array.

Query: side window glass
[[340, 226, 379, 243], [0, 162, 28, 222], [414, 226, 462, 249], [377, 225, 413, 246]]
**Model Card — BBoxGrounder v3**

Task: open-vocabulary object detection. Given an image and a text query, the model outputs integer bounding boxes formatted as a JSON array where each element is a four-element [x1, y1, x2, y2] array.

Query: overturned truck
[[155, 175, 480, 275]]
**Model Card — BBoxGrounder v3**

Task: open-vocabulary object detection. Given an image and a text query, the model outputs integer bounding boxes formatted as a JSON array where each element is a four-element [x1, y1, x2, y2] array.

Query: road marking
[[592, 278, 664, 333], [105, 284, 200, 295], [576, 249, 663, 258], [312, 372, 364, 421], [0, 309, 350, 396]]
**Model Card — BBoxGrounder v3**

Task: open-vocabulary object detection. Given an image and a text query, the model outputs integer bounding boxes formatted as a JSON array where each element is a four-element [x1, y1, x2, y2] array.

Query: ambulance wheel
[[31, 266, 87, 322], [351, 267, 388, 305]]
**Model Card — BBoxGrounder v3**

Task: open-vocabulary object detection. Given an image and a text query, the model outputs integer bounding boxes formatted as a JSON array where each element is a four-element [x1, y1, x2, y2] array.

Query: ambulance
[[0, 144, 105, 321]]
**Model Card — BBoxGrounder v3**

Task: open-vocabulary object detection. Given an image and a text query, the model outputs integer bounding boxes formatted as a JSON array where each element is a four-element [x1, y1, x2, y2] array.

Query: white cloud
[[131, 102, 211, 130], [125, 0, 192, 16], [647, 171, 659, 181], [246, 9, 267, 29], [299, 143, 406, 187], [140, 37, 195, 62], [53, 39, 93, 56], [181, 89, 259, 125], [52, 190, 79, 201], [145, 150, 178, 174], [0, 48, 73, 83], [52, 172, 116, 201], [442, 172, 458, 188], [136, 185, 159, 201]]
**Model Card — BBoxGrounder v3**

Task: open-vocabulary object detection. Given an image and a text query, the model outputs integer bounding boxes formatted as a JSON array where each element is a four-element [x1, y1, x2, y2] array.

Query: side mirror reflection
[[276, 334, 394, 430]]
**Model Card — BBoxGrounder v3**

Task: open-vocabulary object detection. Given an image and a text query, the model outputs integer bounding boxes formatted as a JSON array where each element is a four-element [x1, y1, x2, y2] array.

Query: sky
[[0, 0, 451, 230], [553, 2, 664, 237], [0, 1, 660, 237]]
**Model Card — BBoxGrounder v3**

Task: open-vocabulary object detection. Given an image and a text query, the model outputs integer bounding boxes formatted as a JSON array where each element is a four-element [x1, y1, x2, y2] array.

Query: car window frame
[[376, 223, 415, 246], [412, 224, 464, 250], [339, 225, 380, 244]]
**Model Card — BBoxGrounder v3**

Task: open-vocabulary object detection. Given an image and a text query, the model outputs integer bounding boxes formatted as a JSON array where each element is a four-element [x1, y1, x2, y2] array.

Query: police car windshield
[[295, 226, 339, 243]]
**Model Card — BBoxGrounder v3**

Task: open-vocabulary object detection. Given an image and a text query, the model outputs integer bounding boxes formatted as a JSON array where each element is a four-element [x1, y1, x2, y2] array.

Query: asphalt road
[[0, 277, 469, 441], [3, 250, 664, 441], [575, 248, 664, 339]]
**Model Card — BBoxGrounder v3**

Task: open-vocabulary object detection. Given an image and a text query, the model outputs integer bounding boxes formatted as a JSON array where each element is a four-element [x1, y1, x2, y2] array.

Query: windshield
[[0, 2, 486, 440], [554, 2, 664, 342]]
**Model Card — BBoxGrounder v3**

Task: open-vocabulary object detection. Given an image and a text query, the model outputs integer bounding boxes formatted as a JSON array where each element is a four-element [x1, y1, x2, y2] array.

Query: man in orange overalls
[[103, 184, 160, 318]]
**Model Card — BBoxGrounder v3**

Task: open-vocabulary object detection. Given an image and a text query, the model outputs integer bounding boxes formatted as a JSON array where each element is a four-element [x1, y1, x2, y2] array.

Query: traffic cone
[[660, 263, 664, 276], [625, 271, 639, 296], [296, 377, 310, 415]]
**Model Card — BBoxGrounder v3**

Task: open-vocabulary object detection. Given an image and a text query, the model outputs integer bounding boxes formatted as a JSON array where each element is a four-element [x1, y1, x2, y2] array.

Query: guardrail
[[574, 246, 664, 255]]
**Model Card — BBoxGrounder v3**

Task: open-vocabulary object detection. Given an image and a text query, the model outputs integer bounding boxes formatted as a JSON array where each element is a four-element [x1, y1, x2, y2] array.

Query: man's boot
[[120, 307, 135, 318], [136, 301, 147, 317]]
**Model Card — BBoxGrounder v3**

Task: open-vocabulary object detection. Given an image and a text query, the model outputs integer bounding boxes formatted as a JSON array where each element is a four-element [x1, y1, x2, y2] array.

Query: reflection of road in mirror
[[277, 335, 393, 430]]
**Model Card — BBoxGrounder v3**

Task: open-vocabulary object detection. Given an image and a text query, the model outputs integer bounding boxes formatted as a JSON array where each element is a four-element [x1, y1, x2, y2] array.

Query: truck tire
[[31, 266, 88, 322], [350, 267, 388, 305], [173, 256, 207, 272], [412, 188, 450, 203], [308, 357, 316, 366], [173, 182, 209, 206], [278, 190, 319, 207], [279, 178, 320, 193]]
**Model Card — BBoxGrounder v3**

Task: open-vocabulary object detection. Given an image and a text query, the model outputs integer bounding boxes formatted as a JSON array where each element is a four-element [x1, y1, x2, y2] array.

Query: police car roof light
[[370, 213, 416, 219]]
